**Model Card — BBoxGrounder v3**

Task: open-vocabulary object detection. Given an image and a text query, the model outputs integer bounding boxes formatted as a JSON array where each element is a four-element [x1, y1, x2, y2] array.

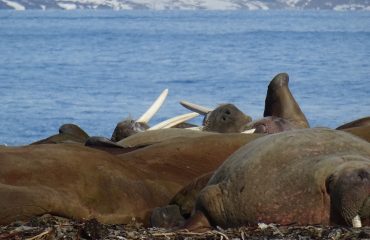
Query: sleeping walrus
[[183, 128, 370, 230], [0, 131, 262, 226]]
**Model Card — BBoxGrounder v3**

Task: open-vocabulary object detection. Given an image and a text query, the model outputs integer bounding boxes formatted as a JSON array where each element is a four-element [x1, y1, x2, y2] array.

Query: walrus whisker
[[148, 112, 200, 130], [352, 215, 362, 228], [137, 88, 168, 124], [180, 100, 212, 115]]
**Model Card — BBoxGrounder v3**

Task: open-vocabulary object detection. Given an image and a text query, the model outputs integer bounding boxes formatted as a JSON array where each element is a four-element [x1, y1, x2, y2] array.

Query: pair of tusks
[[134, 89, 200, 130], [134, 91, 257, 132], [180, 100, 256, 134]]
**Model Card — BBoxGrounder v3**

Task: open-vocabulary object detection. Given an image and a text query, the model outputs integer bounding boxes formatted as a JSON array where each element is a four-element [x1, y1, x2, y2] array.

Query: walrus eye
[[225, 110, 231, 115]]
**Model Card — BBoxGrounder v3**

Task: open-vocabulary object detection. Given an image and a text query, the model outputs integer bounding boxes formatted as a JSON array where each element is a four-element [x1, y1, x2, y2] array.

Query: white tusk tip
[[352, 215, 362, 228]]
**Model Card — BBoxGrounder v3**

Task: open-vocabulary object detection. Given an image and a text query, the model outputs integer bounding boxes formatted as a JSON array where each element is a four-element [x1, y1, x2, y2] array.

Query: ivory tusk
[[137, 89, 169, 124], [352, 215, 362, 228], [180, 100, 213, 115], [148, 112, 200, 130], [185, 126, 203, 131], [242, 128, 256, 134]]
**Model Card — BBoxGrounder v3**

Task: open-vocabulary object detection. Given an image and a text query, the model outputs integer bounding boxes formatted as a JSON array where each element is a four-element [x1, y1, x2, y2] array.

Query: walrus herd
[[0, 73, 369, 231]]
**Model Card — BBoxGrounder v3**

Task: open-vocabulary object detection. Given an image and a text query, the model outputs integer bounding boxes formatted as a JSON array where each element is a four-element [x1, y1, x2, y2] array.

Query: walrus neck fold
[[263, 73, 309, 128]]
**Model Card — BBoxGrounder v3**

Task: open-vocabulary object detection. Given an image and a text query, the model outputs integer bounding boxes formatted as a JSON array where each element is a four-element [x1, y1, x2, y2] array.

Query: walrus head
[[203, 104, 252, 133], [326, 161, 370, 227], [111, 89, 168, 142], [111, 118, 149, 142], [264, 73, 309, 129]]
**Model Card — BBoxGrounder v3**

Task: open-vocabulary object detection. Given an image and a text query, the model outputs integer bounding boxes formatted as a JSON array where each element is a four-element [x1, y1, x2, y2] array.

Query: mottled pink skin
[[249, 116, 298, 134]]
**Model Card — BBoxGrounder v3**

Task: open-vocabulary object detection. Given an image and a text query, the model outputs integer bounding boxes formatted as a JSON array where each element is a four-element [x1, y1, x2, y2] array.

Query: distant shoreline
[[0, 0, 370, 11]]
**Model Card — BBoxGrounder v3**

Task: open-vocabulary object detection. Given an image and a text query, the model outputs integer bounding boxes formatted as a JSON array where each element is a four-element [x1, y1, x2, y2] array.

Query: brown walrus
[[341, 125, 370, 142], [31, 123, 90, 145], [151, 126, 370, 228], [336, 116, 370, 130], [31, 89, 197, 145], [183, 128, 370, 230], [247, 72, 309, 133], [180, 73, 309, 134], [0, 132, 262, 226], [202, 104, 252, 133]]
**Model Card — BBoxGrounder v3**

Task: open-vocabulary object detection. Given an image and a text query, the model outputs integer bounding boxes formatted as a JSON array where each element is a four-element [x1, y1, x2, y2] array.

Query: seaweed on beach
[[1, 214, 370, 240]]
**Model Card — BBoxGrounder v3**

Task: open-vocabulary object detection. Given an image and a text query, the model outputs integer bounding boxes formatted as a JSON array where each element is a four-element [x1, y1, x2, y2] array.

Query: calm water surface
[[0, 10, 369, 145]]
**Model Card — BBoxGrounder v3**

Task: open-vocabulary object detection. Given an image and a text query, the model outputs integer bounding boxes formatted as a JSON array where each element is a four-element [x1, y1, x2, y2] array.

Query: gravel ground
[[1, 214, 370, 240]]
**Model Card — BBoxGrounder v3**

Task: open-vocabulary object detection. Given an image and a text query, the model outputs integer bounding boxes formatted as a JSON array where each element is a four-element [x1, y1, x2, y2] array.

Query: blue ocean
[[0, 10, 369, 145]]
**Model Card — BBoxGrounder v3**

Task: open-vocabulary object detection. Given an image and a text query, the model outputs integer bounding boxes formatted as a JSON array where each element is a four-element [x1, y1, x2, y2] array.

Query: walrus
[[341, 125, 370, 143], [262, 73, 309, 127], [31, 89, 198, 147], [0, 132, 262, 226], [31, 123, 90, 145], [180, 101, 252, 133], [117, 128, 217, 148], [183, 128, 370, 230], [151, 125, 370, 228], [180, 73, 309, 134], [202, 104, 252, 133], [336, 116, 370, 130]]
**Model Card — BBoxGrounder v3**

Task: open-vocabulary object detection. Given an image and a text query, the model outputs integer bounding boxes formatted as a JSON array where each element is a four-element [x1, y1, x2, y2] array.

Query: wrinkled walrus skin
[[187, 128, 370, 229], [0, 133, 261, 226]]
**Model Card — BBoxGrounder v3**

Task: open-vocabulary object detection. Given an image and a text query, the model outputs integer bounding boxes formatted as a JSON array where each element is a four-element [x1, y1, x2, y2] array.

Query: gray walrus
[[183, 128, 370, 230]]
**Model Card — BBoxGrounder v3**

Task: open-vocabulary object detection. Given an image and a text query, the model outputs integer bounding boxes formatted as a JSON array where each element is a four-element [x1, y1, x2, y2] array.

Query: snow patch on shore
[[1, 0, 25, 10]]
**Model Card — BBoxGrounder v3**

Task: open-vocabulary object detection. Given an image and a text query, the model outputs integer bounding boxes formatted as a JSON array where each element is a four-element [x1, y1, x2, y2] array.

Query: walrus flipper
[[263, 73, 309, 128]]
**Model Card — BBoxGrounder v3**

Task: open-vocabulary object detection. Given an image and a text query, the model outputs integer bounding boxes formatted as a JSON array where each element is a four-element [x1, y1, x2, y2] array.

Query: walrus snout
[[327, 165, 370, 227]]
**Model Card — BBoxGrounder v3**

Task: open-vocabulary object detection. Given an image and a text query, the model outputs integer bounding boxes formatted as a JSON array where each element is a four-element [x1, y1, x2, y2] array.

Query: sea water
[[0, 10, 369, 145]]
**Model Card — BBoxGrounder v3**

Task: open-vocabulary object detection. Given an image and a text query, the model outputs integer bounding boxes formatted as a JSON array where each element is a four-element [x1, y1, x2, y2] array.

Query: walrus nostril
[[358, 170, 369, 180]]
